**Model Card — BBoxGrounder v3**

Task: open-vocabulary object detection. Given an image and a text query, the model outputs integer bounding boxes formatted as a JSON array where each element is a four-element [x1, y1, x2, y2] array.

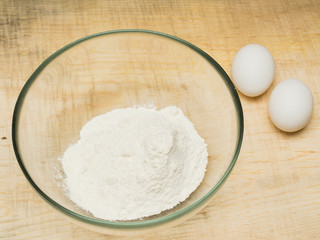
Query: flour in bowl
[[60, 105, 208, 221]]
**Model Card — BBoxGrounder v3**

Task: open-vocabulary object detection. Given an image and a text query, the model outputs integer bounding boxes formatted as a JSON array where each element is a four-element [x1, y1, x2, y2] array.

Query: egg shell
[[269, 79, 313, 132], [232, 44, 275, 97]]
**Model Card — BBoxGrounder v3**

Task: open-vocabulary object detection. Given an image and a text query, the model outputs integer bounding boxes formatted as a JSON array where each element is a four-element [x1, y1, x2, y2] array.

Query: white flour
[[60, 106, 208, 221]]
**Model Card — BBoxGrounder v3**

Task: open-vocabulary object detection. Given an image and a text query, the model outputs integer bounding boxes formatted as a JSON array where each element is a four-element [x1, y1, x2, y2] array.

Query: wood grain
[[1, 0, 320, 239]]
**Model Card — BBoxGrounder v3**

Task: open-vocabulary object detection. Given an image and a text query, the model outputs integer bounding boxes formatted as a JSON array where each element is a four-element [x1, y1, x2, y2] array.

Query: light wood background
[[1, 0, 319, 239]]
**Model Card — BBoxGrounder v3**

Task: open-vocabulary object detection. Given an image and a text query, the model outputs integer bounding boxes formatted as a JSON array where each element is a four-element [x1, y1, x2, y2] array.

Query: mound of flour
[[60, 106, 208, 221]]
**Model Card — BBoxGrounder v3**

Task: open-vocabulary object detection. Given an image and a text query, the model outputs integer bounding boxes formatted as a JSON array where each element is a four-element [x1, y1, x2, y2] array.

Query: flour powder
[[60, 106, 208, 221]]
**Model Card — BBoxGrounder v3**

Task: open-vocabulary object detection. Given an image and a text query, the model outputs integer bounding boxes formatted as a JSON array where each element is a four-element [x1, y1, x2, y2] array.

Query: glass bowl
[[12, 29, 243, 236]]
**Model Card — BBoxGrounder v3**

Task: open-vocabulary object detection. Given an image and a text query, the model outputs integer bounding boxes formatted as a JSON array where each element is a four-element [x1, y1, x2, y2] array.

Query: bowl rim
[[12, 29, 244, 229]]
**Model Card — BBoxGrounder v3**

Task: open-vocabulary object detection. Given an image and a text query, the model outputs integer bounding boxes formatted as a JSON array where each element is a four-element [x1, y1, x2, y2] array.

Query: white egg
[[232, 44, 275, 97], [269, 79, 313, 132]]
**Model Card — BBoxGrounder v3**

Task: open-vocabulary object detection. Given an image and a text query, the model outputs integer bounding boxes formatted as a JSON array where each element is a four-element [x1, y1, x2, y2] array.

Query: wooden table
[[1, 0, 319, 239]]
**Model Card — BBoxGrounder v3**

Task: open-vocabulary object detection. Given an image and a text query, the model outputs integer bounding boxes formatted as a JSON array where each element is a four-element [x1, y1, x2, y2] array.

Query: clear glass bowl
[[12, 30, 243, 235]]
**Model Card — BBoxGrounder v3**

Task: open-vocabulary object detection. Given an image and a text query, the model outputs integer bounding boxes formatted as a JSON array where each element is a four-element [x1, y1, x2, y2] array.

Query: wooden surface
[[1, 0, 319, 239]]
